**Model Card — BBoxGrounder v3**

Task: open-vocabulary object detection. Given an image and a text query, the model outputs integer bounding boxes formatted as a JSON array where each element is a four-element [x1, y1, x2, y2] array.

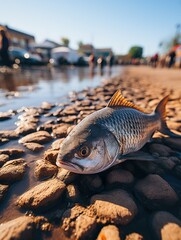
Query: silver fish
[[56, 90, 179, 174]]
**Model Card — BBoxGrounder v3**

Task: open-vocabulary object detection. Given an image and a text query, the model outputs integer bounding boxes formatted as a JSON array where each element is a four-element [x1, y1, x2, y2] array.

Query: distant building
[[79, 44, 94, 56], [0, 24, 35, 49], [95, 48, 113, 58], [79, 44, 113, 58]]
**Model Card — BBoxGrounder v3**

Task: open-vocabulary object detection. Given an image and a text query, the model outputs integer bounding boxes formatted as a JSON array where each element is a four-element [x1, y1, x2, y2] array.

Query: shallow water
[[0, 65, 123, 225], [0, 66, 122, 112]]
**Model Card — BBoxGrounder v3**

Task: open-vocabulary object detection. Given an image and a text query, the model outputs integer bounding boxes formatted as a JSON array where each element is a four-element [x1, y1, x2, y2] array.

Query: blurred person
[[0, 29, 11, 67], [152, 53, 159, 68], [168, 50, 176, 68], [97, 56, 105, 76], [89, 53, 95, 71], [106, 53, 114, 68]]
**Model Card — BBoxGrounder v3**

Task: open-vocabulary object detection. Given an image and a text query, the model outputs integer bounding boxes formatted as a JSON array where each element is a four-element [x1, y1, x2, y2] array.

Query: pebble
[[0, 112, 12, 121], [0, 154, 9, 167], [15, 123, 37, 135], [34, 160, 58, 180], [135, 161, 163, 174], [81, 174, 103, 193], [41, 101, 54, 110], [0, 148, 25, 158], [0, 130, 19, 139], [75, 213, 97, 239], [52, 123, 70, 138], [125, 233, 143, 240], [0, 184, 9, 202], [17, 178, 66, 210], [0, 159, 27, 183], [0, 216, 35, 240], [134, 174, 179, 210], [62, 205, 97, 239], [66, 184, 80, 202], [163, 138, 181, 151], [23, 142, 44, 152], [149, 143, 172, 157], [90, 189, 138, 225], [106, 169, 134, 185], [19, 131, 52, 144], [96, 225, 121, 240], [51, 138, 65, 150], [44, 149, 59, 164], [151, 211, 181, 240], [57, 168, 78, 184]]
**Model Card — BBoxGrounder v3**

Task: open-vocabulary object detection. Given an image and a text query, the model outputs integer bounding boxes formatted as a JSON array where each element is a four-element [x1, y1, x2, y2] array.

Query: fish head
[[56, 122, 119, 174]]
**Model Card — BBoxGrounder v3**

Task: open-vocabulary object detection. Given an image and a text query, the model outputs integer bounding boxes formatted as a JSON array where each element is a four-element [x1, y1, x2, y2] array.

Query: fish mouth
[[56, 160, 83, 173]]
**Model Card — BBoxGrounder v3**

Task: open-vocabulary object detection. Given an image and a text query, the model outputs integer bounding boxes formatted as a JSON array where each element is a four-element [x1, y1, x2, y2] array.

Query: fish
[[56, 90, 180, 174]]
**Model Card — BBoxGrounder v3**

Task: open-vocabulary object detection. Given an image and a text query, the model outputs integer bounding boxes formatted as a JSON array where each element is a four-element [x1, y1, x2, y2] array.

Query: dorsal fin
[[107, 90, 146, 113]]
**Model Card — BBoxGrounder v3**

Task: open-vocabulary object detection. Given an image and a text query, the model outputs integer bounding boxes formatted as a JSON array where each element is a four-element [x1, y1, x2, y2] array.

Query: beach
[[0, 66, 181, 240]]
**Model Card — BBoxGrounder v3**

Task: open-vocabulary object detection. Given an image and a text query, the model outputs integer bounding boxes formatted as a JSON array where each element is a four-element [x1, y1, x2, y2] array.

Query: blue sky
[[1, 0, 181, 56]]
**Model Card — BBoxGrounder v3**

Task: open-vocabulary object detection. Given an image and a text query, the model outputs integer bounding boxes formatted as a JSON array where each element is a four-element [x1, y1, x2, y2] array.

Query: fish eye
[[76, 146, 91, 158]]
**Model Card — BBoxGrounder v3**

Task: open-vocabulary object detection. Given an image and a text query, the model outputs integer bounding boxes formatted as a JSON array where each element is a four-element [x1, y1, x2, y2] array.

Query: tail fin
[[155, 95, 181, 138]]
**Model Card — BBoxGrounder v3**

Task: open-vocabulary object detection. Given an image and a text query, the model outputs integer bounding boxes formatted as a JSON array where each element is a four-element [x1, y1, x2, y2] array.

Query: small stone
[[17, 178, 66, 210], [57, 168, 78, 184], [0, 130, 19, 139], [81, 175, 103, 193], [0, 159, 27, 183], [157, 157, 176, 170], [134, 174, 179, 210], [135, 161, 163, 174], [62, 205, 97, 239], [19, 131, 52, 144], [0, 216, 35, 240], [62, 106, 78, 115], [174, 165, 181, 178], [90, 189, 137, 225], [51, 138, 65, 150], [125, 233, 143, 240], [66, 184, 80, 202], [60, 115, 77, 124], [52, 124, 70, 138], [37, 120, 55, 132], [0, 112, 12, 121], [151, 211, 181, 240], [23, 142, 44, 152], [75, 214, 97, 240], [163, 137, 181, 151], [97, 225, 121, 240], [149, 143, 172, 157], [16, 123, 37, 135], [41, 102, 54, 110], [106, 169, 134, 185], [0, 154, 9, 167], [34, 160, 58, 180], [0, 148, 25, 158], [0, 184, 9, 202], [44, 149, 59, 164]]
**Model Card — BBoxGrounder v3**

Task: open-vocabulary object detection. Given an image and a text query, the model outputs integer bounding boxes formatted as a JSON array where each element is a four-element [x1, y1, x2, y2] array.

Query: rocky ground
[[0, 66, 181, 240]]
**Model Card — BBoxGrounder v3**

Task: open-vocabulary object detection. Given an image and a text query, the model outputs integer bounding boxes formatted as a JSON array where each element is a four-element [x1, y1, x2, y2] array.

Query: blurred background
[[0, 0, 181, 110]]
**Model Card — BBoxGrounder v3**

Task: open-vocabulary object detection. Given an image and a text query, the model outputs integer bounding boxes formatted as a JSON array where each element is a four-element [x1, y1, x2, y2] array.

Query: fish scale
[[98, 107, 160, 154]]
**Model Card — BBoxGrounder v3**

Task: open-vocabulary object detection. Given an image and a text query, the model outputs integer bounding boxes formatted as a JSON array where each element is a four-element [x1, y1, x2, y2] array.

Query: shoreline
[[0, 66, 180, 240]]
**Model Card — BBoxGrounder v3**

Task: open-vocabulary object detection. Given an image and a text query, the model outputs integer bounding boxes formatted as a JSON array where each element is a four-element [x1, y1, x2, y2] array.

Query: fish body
[[56, 90, 178, 174]]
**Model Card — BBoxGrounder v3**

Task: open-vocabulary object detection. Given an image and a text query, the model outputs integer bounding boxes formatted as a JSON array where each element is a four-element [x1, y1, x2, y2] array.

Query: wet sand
[[0, 66, 180, 240], [123, 66, 181, 93]]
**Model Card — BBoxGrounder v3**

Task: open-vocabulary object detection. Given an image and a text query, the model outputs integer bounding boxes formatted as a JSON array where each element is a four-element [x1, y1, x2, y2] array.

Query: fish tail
[[155, 95, 181, 137]]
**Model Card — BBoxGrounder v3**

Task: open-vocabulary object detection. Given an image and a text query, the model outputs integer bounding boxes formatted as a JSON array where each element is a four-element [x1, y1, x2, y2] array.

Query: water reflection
[[0, 66, 122, 111]]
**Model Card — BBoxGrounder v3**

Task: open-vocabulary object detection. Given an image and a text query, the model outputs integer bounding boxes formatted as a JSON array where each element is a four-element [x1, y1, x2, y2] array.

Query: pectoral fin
[[117, 151, 157, 162]]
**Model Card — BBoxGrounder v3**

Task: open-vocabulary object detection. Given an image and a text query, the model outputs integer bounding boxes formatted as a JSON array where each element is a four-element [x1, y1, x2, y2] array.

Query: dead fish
[[56, 90, 180, 174]]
